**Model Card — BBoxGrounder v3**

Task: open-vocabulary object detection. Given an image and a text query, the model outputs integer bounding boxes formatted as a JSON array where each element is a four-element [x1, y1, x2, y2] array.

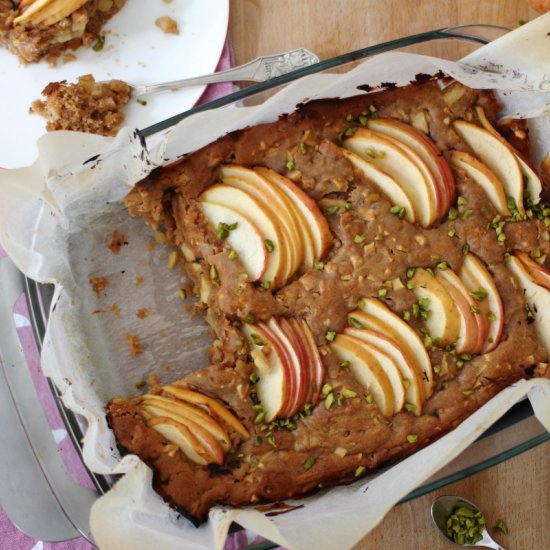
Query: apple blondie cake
[[107, 76, 550, 523], [0, 0, 126, 64]]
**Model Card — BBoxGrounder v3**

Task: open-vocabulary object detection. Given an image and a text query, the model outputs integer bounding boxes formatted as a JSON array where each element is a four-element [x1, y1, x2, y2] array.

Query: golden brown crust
[[109, 78, 550, 522]]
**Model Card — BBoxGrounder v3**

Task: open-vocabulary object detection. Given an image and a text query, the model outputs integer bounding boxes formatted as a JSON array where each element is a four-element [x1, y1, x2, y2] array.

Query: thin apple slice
[[297, 318, 326, 405], [162, 385, 249, 438], [241, 322, 294, 421], [141, 394, 231, 451], [147, 417, 210, 465], [450, 151, 511, 217], [366, 118, 455, 216], [266, 318, 307, 418], [330, 334, 395, 417], [221, 165, 303, 278], [341, 148, 416, 223], [453, 119, 525, 215], [411, 268, 461, 346], [354, 298, 434, 398], [279, 317, 312, 408], [342, 327, 405, 414], [342, 326, 423, 414], [475, 105, 542, 205], [144, 406, 225, 464], [256, 167, 333, 264], [201, 183, 286, 288], [514, 250, 550, 291], [507, 255, 550, 356], [460, 254, 504, 353], [436, 267, 488, 355], [342, 128, 437, 227], [200, 201, 268, 281]]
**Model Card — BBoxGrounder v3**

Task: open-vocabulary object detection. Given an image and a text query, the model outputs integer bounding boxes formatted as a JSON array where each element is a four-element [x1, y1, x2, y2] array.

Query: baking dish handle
[[0, 255, 97, 543]]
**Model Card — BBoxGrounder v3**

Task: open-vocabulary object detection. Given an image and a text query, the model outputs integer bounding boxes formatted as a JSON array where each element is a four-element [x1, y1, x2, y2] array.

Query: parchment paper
[[1, 14, 550, 550]]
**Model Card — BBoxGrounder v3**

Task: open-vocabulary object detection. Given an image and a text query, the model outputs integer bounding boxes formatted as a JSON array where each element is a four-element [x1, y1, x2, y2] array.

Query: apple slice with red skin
[[411, 267, 461, 347], [507, 254, 550, 356], [453, 119, 525, 215], [459, 254, 504, 353], [450, 151, 511, 217], [342, 327, 406, 414], [144, 407, 225, 464], [241, 323, 292, 421], [341, 148, 416, 223], [475, 105, 542, 206], [343, 128, 438, 227], [330, 333, 396, 417], [297, 318, 326, 405], [264, 318, 308, 418], [436, 267, 488, 355], [279, 317, 312, 407], [147, 417, 213, 465], [141, 394, 231, 451], [162, 385, 249, 438], [255, 167, 330, 267], [201, 184, 287, 288], [343, 326, 423, 415], [366, 117, 456, 215], [513, 250, 550, 291], [200, 201, 268, 281], [355, 298, 434, 398], [221, 165, 304, 278]]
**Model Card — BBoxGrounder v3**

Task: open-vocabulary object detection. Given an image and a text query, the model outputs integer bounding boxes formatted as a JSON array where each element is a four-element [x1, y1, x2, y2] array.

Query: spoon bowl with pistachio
[[431, 495, 506, 549]]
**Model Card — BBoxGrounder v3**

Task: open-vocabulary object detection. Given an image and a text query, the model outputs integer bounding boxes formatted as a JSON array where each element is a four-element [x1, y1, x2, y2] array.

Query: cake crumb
[[124, 333, 143, 357], [90, 276, 108, 295], [155, 16, 179, 34], [108, 229, 127, 254], [135, 275, 144, 286], [30, 74, 132, 136], [136, 308, 149, 319]]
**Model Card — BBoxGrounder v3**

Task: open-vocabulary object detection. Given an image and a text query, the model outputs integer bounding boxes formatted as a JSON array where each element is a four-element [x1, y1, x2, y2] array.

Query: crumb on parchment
[[155, 16, 179, 34], [90, 276, 108, 295], [108, 229, 127, 254], [124, 333, 143, 357]]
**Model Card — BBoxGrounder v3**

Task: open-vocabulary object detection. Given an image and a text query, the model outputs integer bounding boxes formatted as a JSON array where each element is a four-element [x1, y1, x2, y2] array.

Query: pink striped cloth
[[0, 36, 269, 550]]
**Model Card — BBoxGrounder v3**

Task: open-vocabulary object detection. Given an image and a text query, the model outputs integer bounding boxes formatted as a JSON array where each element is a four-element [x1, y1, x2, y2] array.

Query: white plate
[[0, 0, 229, 168]]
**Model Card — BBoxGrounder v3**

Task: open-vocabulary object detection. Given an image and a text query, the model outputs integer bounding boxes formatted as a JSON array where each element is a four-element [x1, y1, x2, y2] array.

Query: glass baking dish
[[1, 23, 548, 548]]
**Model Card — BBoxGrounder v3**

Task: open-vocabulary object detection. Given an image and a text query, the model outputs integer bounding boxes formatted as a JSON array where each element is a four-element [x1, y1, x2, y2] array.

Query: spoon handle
[[480, 531, 506, 550]]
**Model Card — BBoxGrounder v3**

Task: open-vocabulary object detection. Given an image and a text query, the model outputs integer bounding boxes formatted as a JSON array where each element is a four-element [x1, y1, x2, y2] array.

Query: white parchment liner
[[1, 15, 550, 550]]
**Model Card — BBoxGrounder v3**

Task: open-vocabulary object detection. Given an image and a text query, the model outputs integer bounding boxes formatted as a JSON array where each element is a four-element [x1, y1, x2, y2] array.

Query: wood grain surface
[[228, 1, 550, 548]]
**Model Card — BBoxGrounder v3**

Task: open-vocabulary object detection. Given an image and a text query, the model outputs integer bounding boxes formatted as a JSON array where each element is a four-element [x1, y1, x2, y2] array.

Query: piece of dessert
[[107, 77, 550, 523], [0, 0, 126, 64]]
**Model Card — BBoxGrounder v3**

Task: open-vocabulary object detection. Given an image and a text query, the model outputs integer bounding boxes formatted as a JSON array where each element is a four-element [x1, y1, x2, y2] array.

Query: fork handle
[[132, 47, 319, 96]]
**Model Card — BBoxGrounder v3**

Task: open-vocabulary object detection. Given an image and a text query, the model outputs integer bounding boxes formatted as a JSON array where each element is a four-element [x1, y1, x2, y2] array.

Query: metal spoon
[[431, 495, 506, 550], [125, 47, 319, 97]]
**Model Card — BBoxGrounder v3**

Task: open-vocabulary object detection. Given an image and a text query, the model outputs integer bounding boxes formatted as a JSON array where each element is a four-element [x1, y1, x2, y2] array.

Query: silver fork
[[128, 47, 319, 97]]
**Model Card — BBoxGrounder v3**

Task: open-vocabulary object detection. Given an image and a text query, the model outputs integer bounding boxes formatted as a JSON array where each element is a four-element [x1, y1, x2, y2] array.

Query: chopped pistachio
[[533, 248, 542, 259], [471, 288, 488, 301], [244, 312, 255, 324], [228, 249, 238, 260], [340, 360, 351, 368], [324, 204, 340, 215], [354, 465, 366, 477], [402, 310, 411, 321], [402, 378, 411, 389], [406, 266, 415, 279], [249, 372, 259, 384], [178, 288, 187, 301], [210, 265, 219, 280], [358, 115, 368, 126], [261, 280, 271, 290], [437, 261, 448, 270], [462, 243, 470, 255], [344, 201, 353, 211], [254, 411, 266, 424], [253, 435, 263, 445], [325, 330, 336, 342], [303, 456, 317, 471], [497, 232, 507, 242], [433, 364, 441, 375], [264, 239, 275, 252], [457, 196, 468, 206], [314, 261, 325, 270], [418, 297, 430, 308], [448, 207, 458, 220], [487, 312, 497, 322], [348, 316, 364, 329], [321, 383, 333, 396], [324, 392, 335, 409], [92, 34, 106, 51], [406, 434, 419, 443], [250, 333, 266, 346], [299, 141, 308, 153], [406, 280, 415, 290], [463, 389, 473, 397], [461, 209, 473, 220], [405, 403, 416, 412], [342, 388, 357, 399], [357, 298, 366, 310], [365, 393, 374, 404], [445, 505, 485, 545], [353, 234, 366, 244], [136, 98, 147, 106], [447, 228, 456, 238], [492, 519, 509, 535], [286, 160, 296, 170], [378, 287, 388, 297]]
